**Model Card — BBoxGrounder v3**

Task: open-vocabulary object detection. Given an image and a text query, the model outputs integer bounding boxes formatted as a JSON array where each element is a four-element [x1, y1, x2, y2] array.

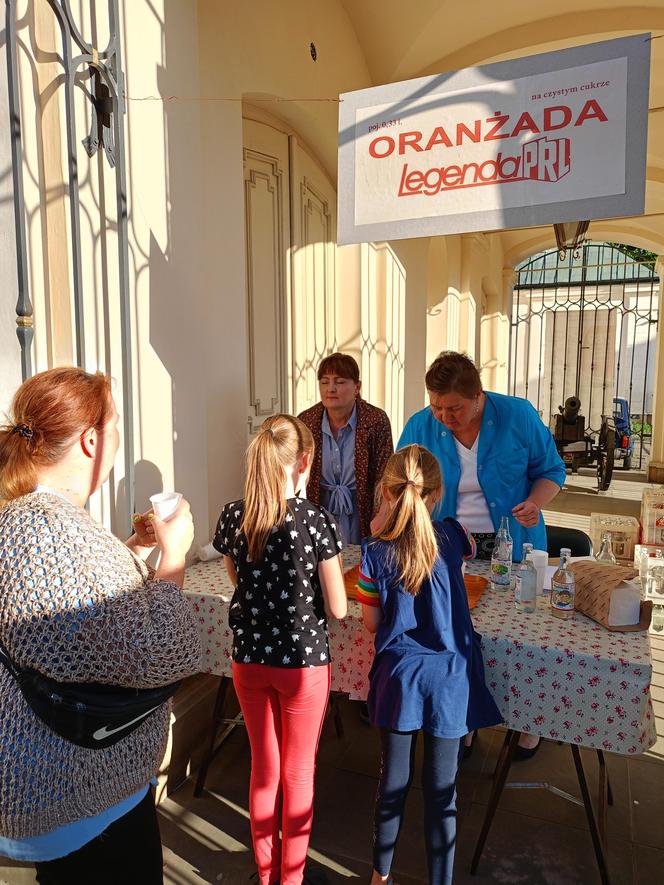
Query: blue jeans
[[373, 729, 461, 885]]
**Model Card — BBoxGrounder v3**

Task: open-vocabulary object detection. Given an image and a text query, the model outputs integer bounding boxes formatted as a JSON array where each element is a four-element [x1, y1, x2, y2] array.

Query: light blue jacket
[[397, 391, 566, 559]]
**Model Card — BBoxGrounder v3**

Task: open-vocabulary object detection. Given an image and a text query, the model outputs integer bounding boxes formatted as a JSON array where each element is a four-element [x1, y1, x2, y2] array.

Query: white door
[[242, 118, 291, 432], [243, 115, 338, 423]]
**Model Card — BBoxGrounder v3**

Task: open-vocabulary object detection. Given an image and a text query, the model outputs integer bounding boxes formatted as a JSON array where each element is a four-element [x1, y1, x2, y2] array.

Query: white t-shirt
[[454, 435, 494, 533]]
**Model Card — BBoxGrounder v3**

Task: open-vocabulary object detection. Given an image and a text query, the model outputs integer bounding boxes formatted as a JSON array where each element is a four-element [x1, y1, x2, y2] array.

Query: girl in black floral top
[[213, 414, 346, 885]]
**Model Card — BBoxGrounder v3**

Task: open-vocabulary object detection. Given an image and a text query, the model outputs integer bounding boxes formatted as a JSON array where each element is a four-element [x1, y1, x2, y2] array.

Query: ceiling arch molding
[[503, 223, 664, 268], [410, 10, 664, 82]]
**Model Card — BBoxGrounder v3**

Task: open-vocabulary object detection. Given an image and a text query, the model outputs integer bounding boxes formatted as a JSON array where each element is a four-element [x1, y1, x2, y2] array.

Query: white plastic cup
[[527, 549, 549, 596], [149, 491, 182, 521]]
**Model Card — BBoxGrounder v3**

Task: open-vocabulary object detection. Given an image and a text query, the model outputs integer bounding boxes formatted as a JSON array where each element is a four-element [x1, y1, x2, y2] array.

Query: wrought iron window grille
[[4, 0, 135, 529]]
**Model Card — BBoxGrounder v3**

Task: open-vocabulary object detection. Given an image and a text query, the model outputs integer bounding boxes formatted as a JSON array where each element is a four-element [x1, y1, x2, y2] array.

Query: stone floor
[[2, 475, 662, 884], [152, 650, 663, 885], [5, 632, 662, 885]]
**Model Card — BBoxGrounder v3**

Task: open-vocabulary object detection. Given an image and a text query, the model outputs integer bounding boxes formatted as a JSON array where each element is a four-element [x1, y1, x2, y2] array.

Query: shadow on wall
[[115, 458, 162, 569], [116, 457, 164, 520], [147, 233, 210, 542]]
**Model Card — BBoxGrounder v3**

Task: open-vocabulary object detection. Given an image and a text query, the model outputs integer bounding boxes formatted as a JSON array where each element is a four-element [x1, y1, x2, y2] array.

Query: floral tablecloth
[[184, 548, 656, 755]]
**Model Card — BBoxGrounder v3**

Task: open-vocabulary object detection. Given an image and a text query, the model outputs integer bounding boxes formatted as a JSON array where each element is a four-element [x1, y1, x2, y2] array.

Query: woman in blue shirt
[[358, 445, 501, 885], [394, 351, 566, 760], [397, 351, 566, 560]]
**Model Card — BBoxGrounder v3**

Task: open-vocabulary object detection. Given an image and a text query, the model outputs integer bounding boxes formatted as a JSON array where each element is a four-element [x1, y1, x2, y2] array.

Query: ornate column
[[459, 233, 486, 361], [479, 267, 513, 394]]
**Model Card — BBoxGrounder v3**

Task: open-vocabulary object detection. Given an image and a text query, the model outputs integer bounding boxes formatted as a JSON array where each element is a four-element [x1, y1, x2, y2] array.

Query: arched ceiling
[[340, 1, 664, 257], [340, 2, 664, 86]]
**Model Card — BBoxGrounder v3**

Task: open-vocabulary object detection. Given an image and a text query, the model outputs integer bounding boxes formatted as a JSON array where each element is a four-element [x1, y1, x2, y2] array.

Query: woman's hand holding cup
[[151, 496, 194, 557], [150, 495, 194, 587]]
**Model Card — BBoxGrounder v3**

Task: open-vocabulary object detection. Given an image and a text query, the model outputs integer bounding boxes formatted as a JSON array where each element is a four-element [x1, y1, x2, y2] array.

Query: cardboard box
[[570, 561, 653, 632]]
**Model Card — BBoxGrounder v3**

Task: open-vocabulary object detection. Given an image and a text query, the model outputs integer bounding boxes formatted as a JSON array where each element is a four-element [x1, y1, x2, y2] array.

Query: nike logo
[[92, 705, 162, 741]]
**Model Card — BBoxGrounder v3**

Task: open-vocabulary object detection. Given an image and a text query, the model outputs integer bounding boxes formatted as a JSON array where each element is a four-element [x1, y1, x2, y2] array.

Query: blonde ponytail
[[241, 415, 314, 561], [376, 445, 442, 595]]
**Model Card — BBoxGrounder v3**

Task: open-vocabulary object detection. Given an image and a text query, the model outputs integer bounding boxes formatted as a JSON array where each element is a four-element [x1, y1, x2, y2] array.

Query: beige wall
[[143, 0, 377, 537], [4, 0, 664, 544]]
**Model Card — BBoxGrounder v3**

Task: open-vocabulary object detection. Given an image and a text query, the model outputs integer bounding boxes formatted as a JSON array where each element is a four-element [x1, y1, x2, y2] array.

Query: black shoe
[[513, 736, 542, 762]]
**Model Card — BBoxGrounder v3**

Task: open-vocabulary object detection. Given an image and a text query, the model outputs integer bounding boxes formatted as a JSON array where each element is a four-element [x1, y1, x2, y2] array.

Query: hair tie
[[12, 423, 34, 440], [404, 479, 417, 488]]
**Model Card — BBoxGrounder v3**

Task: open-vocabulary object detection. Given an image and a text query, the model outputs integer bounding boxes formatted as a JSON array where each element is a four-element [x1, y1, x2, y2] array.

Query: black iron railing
[[4, 0, 134, 525], [511, 243, 658, 472]]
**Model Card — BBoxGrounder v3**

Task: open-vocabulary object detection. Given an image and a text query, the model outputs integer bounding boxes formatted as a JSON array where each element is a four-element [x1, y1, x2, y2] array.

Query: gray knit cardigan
[[0, 492, 202, 839]]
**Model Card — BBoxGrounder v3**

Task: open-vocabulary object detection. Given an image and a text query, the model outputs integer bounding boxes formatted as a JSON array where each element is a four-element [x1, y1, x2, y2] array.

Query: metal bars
[[4, 1, 134, 526], [5, 0, 32, 379], [510, 243, 658, 471]]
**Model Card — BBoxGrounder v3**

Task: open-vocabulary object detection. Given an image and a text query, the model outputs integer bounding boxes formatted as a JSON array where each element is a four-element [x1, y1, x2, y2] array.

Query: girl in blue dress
[[357, 445, 502, 885]]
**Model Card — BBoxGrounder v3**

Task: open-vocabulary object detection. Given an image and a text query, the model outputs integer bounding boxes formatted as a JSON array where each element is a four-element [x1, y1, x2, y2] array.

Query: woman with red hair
[[0, 367, 201, 884]]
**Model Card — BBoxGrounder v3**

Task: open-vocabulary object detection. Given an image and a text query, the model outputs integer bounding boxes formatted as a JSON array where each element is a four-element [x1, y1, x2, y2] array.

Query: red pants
[[232, 662, 331, 885]]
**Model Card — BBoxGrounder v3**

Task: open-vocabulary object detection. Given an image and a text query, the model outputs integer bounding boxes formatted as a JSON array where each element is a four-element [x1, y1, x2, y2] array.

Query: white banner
[[338, 36, 650, 244]]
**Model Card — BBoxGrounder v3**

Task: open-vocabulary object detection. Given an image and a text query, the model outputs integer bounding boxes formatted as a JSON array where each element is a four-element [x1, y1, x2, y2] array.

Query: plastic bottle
[[515, 542, 537, 613], [491, 516, 513, 592], [551, 547, 576, 620]]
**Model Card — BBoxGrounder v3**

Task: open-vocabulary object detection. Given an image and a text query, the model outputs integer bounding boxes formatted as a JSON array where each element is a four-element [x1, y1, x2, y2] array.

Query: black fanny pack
[[0, 640, 181, 750]]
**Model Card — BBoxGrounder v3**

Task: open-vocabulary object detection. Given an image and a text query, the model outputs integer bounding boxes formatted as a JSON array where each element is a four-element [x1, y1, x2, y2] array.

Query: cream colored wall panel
[[290, 138, 337, 415], [360, 242, 404, 438], [390, 238, 430, 421], [122, 0, 211, 547], [245, 159, 286, 421], [383, 245, 406, 438], [335, 244, 363, 365], [359, 243, 377, 392], [243, 120, 290, 431]]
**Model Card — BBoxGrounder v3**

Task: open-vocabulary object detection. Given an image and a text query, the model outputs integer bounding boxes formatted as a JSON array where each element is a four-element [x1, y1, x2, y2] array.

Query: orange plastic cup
[[464, 574, 488, 609]]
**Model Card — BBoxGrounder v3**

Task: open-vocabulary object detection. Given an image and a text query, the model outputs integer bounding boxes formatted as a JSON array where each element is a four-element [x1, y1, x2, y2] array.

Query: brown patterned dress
[[297, 399, 394, 539]]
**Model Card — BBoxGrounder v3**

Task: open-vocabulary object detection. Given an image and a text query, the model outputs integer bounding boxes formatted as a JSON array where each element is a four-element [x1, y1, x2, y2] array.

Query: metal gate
[[510, 242, 659, 472], [5, 0, 134, 530]]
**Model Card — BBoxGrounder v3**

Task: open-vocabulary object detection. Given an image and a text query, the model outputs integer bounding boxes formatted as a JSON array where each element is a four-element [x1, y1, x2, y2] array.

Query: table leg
[[194, 676, 231, 798], [328, 692, 344, 738], [595, 748, 613, 855], [571, 745, 611, 885], [596, 749, 613, 806], [470, 729, 520, 875]]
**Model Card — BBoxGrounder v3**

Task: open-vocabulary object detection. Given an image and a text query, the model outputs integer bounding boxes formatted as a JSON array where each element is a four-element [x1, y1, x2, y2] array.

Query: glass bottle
[[652, 605, 664, 633], [595, 532, 617, 564], [647, 548, 664, 596], [491, 516, 513, 592], [551, 547, 575, 620], [515, 542, 537, 613]]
